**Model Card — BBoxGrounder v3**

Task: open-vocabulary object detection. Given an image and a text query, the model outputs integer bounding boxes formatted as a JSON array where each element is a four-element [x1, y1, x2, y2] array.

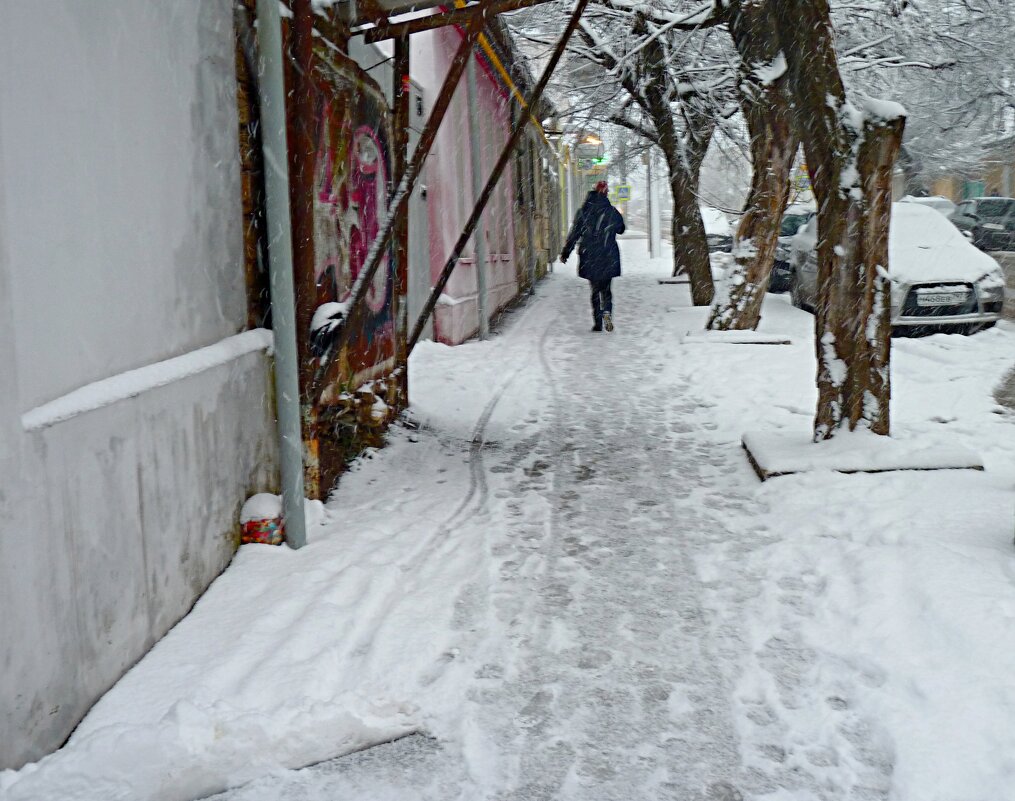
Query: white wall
[[0, 1, 279, 769], [0, 1, 248, 411]]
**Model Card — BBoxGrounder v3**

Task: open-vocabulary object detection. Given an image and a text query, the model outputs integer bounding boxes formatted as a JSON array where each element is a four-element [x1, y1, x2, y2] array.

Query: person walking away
[[560, 181, 626, 332]]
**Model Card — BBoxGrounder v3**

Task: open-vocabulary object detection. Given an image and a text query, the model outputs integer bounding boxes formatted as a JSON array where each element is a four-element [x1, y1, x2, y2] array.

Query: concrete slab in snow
[[681, 331, 793, 345], [742, 430, 985, 481], [658, 277, 690, 284]]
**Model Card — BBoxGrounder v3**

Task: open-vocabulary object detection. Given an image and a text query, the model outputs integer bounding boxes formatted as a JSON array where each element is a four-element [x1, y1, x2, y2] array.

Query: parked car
[[771, 204, 816, 292], [948, 196, 1015, 251], [701, 205, 733, 253], [788, 202, 1005, 333], [898, 195, 957, 217]]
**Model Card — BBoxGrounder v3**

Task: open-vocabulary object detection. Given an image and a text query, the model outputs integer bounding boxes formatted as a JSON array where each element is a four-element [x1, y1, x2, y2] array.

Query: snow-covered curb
[[742, 429, 985, 479]]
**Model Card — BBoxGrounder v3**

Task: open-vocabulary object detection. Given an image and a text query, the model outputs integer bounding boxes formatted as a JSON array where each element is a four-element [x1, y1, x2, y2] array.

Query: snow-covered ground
[[4, 241, 1014, 801]]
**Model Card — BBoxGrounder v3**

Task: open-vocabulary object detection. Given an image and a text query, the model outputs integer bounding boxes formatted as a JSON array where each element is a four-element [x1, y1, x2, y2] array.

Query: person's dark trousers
[[590, 278, 613, 325]]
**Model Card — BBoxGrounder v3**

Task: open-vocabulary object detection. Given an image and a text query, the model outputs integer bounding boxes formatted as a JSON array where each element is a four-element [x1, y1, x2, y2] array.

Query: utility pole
[[648, 148, 662, 258], [526, 145, 538, 293], [466, 51, 490, 340], [618, 137, 628, 217]]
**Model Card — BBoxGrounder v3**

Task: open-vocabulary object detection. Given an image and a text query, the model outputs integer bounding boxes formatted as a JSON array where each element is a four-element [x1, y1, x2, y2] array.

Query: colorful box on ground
[[240, 493, 284, 545]]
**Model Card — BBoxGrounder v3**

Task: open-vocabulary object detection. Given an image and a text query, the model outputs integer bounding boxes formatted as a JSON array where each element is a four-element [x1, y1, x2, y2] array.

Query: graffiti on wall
[[312, 56, 396, 394]]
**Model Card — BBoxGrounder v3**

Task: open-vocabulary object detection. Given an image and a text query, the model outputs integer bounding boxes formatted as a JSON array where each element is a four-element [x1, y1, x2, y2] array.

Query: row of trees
[[512, 0, 1014, 440]]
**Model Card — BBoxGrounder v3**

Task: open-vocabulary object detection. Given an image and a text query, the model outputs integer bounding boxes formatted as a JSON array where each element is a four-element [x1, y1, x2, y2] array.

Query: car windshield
[[780, 213, 810, 236], [974, 199, 1015, 218]]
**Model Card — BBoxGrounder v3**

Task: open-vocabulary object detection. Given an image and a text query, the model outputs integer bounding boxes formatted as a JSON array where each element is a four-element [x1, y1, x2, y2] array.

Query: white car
[[701, 205, 733, 252], [898, 194, 957, 217], [788, 202, 1005, 333]]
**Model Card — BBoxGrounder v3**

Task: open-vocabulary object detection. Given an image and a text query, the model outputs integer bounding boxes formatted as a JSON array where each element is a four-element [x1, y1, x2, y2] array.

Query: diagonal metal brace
[[408, 0, 592, 354], [318, 3, 490, 387]]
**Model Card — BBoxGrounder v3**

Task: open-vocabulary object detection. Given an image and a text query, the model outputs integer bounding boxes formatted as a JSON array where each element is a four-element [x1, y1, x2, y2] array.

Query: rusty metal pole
[[288, 0, 323, 500], [319, 6, 488, 387], [408, 0, 591, 353], [393, 35, 411, 399]]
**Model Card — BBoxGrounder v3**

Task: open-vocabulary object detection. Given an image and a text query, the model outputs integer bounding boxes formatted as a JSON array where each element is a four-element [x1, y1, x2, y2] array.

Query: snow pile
[[239, 493, 282, 523], [310, 302, 347, 336]]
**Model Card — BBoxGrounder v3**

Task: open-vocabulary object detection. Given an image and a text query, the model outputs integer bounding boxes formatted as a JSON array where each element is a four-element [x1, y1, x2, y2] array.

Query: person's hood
[[586, 191, 610, 205]]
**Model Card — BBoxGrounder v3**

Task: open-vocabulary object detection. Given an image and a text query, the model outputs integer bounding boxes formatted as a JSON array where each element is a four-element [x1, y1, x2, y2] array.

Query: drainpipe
[[466, 52, 490, 340], [649, 148, 662, 258], [255, 0, 308, 549]]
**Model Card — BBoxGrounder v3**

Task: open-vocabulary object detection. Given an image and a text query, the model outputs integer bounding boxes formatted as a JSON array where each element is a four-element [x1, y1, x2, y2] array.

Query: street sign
[[612, 184, 631, 201]]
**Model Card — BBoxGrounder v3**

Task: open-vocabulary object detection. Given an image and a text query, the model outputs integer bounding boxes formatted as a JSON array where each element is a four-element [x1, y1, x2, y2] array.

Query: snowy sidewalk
[[4, 242, 1015, 801]]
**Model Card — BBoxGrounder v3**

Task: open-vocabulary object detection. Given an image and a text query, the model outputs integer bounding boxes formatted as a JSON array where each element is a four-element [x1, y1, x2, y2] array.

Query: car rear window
[[780, 214, 810, 236], [974, 199, 1015, 218]]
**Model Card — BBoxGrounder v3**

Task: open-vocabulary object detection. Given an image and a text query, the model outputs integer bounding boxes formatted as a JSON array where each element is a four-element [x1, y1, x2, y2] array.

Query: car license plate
[[917, 291, 967, 306]]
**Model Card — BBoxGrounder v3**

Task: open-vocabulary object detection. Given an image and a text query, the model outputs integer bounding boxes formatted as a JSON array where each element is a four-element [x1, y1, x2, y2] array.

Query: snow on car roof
[[890, 202, 999, 285], [699, 205, 731, 236]]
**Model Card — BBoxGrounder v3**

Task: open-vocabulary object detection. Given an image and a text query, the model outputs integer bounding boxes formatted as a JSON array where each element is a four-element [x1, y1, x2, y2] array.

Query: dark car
[[949, 197, 1015, 251], [770, 205, 815, 292]]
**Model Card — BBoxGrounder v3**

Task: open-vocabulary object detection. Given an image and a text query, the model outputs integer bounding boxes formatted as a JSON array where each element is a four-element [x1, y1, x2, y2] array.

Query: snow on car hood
[[890, 202, 1001, 285], [700, 206, 731, 236]]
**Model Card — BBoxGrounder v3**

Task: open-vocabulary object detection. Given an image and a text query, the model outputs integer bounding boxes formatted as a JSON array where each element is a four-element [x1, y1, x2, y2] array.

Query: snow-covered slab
[[681, 330, 793, 345], [742, 430, 985, 481]]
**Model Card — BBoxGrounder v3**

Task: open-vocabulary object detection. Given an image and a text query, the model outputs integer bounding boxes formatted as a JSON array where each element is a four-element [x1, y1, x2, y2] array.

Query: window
[[974, 199, 1015, 218]]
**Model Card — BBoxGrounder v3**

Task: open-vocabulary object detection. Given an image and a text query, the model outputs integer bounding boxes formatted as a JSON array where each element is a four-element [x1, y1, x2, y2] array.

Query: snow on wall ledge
[[21, 329, 274, 432]]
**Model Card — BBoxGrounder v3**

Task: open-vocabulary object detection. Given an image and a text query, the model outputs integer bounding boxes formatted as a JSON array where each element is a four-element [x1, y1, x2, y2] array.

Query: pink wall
[[412, 26, 518, 344]]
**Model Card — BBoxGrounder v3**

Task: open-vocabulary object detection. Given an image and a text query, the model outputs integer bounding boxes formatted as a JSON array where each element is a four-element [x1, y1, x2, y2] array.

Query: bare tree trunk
[[637, 16, 716, 305], [707, 0, 796, 330], [667, 156, 715, 305], [773, 0, 905, 439]]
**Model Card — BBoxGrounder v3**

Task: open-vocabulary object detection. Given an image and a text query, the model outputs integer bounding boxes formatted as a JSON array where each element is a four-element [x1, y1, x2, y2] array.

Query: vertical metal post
[[525, 142, 538, 293], [255, 0, 307, 548], [466, 52, 490, 340], [649, 148, 662, 257], [566, 146, 575, 225], [393, 36, 412, 388], [619, 137, 628, 217]]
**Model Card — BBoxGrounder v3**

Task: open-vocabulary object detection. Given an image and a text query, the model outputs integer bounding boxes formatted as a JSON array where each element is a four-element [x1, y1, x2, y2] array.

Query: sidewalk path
[[6, 243, 1014, 801]]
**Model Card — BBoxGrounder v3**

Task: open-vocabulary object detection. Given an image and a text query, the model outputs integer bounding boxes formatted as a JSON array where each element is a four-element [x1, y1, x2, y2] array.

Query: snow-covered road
[[5, 241, 1015, 801]]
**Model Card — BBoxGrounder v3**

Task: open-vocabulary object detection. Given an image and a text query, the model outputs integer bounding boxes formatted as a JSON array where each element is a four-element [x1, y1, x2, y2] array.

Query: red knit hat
[[595, 180, 608, 193]]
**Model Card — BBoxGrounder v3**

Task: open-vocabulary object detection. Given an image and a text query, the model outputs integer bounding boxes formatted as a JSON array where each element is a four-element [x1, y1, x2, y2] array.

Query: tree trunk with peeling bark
[[666, 147, 715, 305], [707, 0, 796, 330], [637, 19, 716, 306], [772, 0, 905, 439]]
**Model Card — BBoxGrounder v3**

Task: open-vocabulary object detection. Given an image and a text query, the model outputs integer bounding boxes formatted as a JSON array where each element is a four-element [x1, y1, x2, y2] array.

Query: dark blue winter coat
[[561, 191, 626, 282]]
